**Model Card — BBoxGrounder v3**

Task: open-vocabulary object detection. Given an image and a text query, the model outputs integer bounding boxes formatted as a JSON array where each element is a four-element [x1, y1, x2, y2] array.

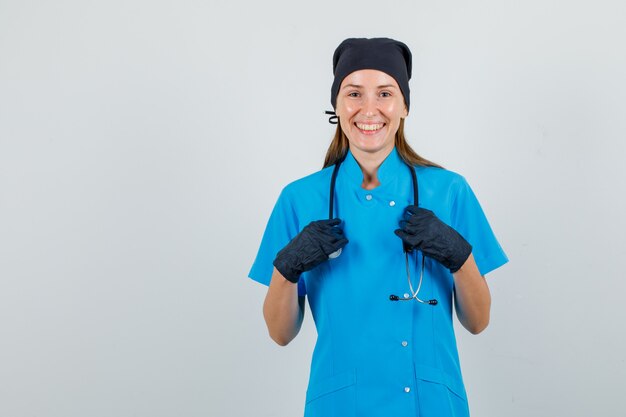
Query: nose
[[361, 94, 378, 117]]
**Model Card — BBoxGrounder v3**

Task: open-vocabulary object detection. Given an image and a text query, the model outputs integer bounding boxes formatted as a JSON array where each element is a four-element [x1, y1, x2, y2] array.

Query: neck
[[351, 146, 394, 190]]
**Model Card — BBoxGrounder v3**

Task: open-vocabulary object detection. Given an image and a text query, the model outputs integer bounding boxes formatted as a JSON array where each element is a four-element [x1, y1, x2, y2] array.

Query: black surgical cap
[[330, 37, 412, 111]]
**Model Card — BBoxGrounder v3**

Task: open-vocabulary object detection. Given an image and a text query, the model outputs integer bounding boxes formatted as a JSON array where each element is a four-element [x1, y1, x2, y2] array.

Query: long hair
[[323, 118, 443, 169]]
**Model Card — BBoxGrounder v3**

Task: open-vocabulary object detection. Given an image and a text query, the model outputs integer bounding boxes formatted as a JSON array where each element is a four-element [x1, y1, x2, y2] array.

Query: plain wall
[[1, 0, 625, 416]]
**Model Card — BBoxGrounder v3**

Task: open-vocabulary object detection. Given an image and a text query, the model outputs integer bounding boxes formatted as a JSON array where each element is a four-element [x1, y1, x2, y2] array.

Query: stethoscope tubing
[[328, 154, 437, 306]]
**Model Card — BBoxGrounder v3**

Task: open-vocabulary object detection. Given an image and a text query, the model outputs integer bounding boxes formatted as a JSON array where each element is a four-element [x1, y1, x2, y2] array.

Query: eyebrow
[[341, 84, 398, 90]]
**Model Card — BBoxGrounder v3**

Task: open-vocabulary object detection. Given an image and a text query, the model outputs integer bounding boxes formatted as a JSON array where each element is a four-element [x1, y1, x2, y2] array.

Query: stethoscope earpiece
[[389, 294, 438, 305], [388, 253, 438, 306]]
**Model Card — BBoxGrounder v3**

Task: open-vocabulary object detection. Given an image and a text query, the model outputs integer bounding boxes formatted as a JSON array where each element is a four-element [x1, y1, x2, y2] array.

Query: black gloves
[[274, 206, 470, 283], [394, 205, 472, 273], [273, 219, 349, 283]]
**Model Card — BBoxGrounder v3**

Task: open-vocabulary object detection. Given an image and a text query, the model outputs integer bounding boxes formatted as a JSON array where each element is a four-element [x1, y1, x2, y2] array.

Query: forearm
[[263, 267, 305, 346], [452, 253, 491, 334]]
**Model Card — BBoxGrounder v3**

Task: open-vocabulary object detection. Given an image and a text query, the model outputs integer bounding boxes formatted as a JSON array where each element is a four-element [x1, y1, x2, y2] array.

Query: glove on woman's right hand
[[273, 218, 349, 283]]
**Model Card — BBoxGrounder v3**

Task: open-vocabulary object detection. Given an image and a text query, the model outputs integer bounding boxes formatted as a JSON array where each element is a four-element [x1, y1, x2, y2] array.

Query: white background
[[1, 0, 625, 416]]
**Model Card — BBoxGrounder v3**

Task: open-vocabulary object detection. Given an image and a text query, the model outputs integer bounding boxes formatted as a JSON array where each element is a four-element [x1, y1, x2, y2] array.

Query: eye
[[348, 91, 360, 98], [380, 91, 392, 98]]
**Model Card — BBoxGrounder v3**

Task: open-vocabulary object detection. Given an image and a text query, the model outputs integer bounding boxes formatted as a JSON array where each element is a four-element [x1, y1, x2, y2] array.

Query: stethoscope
[[327, 155, 438, 306]]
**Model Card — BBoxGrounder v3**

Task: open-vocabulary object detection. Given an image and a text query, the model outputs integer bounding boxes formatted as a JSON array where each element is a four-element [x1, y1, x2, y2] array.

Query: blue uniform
[[249, 147, 508, 417]]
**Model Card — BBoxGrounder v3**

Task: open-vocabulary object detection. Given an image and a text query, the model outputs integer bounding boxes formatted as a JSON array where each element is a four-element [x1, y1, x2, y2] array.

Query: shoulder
[[272, 166, 334, 222], [281, 165, 334, 198], [414, 165, 470, 194]]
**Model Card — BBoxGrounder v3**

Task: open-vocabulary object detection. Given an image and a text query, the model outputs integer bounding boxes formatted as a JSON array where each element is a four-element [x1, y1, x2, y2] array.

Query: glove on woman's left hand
[[394, 205, 472, 273]]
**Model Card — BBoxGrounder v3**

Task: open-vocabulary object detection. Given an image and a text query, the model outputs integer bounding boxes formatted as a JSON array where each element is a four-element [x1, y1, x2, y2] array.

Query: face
[[335, 69, 408, 158]]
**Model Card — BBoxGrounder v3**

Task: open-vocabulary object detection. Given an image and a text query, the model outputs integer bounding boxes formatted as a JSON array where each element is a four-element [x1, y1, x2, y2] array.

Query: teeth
[[356, 123, 384, 131]]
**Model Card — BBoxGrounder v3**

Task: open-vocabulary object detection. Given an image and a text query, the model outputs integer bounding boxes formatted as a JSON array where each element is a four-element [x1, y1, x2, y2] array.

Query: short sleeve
[[450, 177, 508, 276], [248, 187, 307, 296]]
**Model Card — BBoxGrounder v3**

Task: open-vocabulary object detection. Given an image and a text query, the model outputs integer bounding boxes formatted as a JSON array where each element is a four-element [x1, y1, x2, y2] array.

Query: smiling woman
[[323, 40, 442, 188], [248, 37, 508, 417], [337, 71, 407, 163]]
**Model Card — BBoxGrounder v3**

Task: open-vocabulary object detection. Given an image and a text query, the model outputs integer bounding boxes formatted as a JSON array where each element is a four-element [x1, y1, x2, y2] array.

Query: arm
[[452, 253, 491, 334], [263, 267, 306, 346], [394, 206, 491, 334], [263, 218, 348, 345]]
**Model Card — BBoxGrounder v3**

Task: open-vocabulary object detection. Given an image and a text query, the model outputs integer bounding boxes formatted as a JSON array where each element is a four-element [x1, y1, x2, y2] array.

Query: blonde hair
[[323, 119, 442, 169]]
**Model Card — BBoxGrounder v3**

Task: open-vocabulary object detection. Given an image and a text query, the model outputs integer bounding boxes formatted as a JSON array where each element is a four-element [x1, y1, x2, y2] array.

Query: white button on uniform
[[404, 387, 411, 393], [389, 201, 396, 207], [401, 341, 408, 347], [365, 194, 373, 201], [404, 293, 410, 298]]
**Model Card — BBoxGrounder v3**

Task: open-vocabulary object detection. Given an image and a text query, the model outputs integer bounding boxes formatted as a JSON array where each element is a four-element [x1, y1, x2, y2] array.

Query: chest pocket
[[304, 369, 357, 417]]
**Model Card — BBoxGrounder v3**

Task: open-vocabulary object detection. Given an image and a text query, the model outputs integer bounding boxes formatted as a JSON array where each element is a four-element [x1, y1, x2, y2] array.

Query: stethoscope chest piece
[[328, 248, 342, 259]]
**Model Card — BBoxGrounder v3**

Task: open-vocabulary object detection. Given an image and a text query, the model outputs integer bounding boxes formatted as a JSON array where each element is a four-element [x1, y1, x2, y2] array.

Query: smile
[[355, 122, 385, 132]]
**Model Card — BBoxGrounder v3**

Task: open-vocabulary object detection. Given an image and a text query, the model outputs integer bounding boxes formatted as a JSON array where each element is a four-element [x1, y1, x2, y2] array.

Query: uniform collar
[[342, 146, 406, 187]]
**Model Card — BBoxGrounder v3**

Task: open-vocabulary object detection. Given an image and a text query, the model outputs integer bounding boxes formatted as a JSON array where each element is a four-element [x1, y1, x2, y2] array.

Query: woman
[[249, 37, 508, 417]]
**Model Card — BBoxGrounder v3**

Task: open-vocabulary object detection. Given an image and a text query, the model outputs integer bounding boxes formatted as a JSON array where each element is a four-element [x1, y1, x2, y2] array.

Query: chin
[[353, 143, 393, 156], [352, 136, 393, 152]]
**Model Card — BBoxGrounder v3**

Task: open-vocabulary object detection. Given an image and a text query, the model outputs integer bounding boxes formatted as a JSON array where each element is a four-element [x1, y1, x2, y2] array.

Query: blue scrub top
[[249, 147, 508, 417]]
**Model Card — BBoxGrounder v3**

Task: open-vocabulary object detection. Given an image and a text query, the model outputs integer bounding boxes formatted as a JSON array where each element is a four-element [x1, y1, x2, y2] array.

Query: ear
[[402, 106, 409, 118]]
